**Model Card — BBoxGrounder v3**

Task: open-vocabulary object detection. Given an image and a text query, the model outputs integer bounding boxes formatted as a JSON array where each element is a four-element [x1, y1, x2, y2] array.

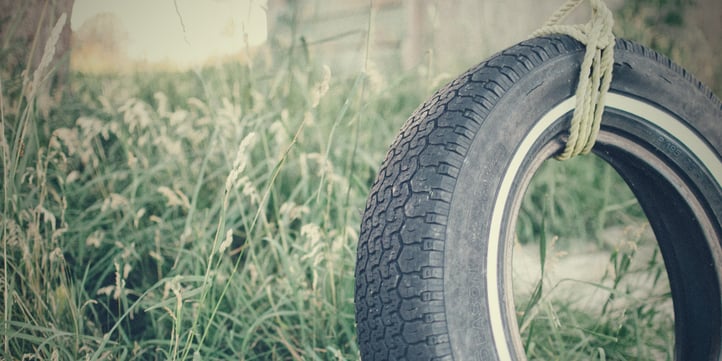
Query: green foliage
[[517, 156, 645, 248], [622, 0, 693, 26], [614, 0, 722, 95], [516, 158, 672, 359], [1, 4, 436, 357], [1, 3, 686, 360], [516, 226, 674, 360]]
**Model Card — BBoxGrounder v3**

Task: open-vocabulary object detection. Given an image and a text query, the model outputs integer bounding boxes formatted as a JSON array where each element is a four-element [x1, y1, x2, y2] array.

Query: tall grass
[[515, 159, 674, 360], [3, 1, 712, 360], [509, 1, 718, 358], [1, 6, 422, 358]]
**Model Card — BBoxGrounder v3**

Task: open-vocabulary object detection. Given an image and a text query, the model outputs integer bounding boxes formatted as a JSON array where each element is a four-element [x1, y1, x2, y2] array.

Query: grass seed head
[[311, 65, 332, 108], [29, 13, 67, 96]]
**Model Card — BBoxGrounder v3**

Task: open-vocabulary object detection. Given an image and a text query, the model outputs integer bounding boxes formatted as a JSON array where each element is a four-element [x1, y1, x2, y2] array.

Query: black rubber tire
[[354, 35, 722, 361]]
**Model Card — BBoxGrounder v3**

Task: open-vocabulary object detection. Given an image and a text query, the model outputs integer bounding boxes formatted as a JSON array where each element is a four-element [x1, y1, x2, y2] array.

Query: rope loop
[[532, 0, 615, 160]]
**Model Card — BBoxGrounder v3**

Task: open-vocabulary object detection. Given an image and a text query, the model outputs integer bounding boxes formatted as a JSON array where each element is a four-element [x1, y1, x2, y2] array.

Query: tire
[[354, 35, 722, 361]]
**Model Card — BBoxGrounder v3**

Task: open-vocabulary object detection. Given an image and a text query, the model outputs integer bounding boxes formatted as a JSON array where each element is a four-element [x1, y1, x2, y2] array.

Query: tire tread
[[355, 34, 721, 360]]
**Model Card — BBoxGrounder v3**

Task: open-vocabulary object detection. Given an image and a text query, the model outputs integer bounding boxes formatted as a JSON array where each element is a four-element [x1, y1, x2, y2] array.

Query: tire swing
[[354, 0, 722, 360]]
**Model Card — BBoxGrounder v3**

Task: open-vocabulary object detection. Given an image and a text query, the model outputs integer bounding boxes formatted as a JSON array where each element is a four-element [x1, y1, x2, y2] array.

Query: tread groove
[[355, 34, 722, 360]]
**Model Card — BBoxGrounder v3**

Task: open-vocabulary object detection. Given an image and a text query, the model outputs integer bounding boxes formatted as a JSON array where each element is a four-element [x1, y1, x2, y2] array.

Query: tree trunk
[[0, 0, 74, 117]]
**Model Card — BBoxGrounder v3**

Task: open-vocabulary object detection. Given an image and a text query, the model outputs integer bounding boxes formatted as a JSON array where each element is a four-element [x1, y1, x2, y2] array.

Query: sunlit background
[[67, 0, 719, 90], [71, 0, 268, 71], [3, 1, 721, 359]]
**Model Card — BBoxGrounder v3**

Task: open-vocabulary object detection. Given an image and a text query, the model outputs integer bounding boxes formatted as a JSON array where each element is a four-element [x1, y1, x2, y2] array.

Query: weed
[[3, 2, 707, 360], [515, 159, 673, 360]]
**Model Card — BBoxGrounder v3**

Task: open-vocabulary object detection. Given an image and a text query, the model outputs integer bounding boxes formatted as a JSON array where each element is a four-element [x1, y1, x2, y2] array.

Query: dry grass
[[3, 1, 716, 359]]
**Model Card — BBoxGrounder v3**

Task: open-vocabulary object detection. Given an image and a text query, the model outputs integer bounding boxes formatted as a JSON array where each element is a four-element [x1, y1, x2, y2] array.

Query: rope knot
[[532, 0, 616, 160], [587, 1, 615, 47]]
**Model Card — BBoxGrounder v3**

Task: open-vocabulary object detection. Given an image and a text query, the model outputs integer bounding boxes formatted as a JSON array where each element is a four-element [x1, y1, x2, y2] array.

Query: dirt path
[[512, 224, 674, 316]]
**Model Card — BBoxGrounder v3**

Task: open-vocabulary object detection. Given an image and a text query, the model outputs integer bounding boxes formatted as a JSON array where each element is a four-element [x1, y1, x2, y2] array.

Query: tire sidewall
[[443, 42, 722, 360], [444, 53, 579, 361]]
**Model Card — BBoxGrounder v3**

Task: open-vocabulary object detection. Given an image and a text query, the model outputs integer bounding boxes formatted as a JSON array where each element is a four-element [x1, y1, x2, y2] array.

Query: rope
[[532, 0, 615, 160]]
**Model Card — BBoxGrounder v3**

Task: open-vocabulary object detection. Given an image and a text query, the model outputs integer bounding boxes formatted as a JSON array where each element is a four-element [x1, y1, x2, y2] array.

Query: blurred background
[[69, 0, 721, 85], [1, 0, 720, 360], [2, 0, 720, 115], [66, 0, 721, 79]]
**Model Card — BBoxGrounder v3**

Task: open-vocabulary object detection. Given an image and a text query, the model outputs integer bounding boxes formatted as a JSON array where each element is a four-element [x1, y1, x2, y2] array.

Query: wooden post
[[402, 0, 427, 70]]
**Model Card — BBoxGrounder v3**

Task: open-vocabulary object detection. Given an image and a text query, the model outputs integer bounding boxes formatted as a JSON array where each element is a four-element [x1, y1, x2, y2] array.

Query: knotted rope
[[532, 0, 616, 160]]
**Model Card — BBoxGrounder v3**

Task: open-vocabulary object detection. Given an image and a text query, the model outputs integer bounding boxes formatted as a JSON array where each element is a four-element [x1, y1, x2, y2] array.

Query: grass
[[2, 1, 716, 360], [509, 1, 718, 358], [516, 159, 674, 360], [2, 12, 429, 358]]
